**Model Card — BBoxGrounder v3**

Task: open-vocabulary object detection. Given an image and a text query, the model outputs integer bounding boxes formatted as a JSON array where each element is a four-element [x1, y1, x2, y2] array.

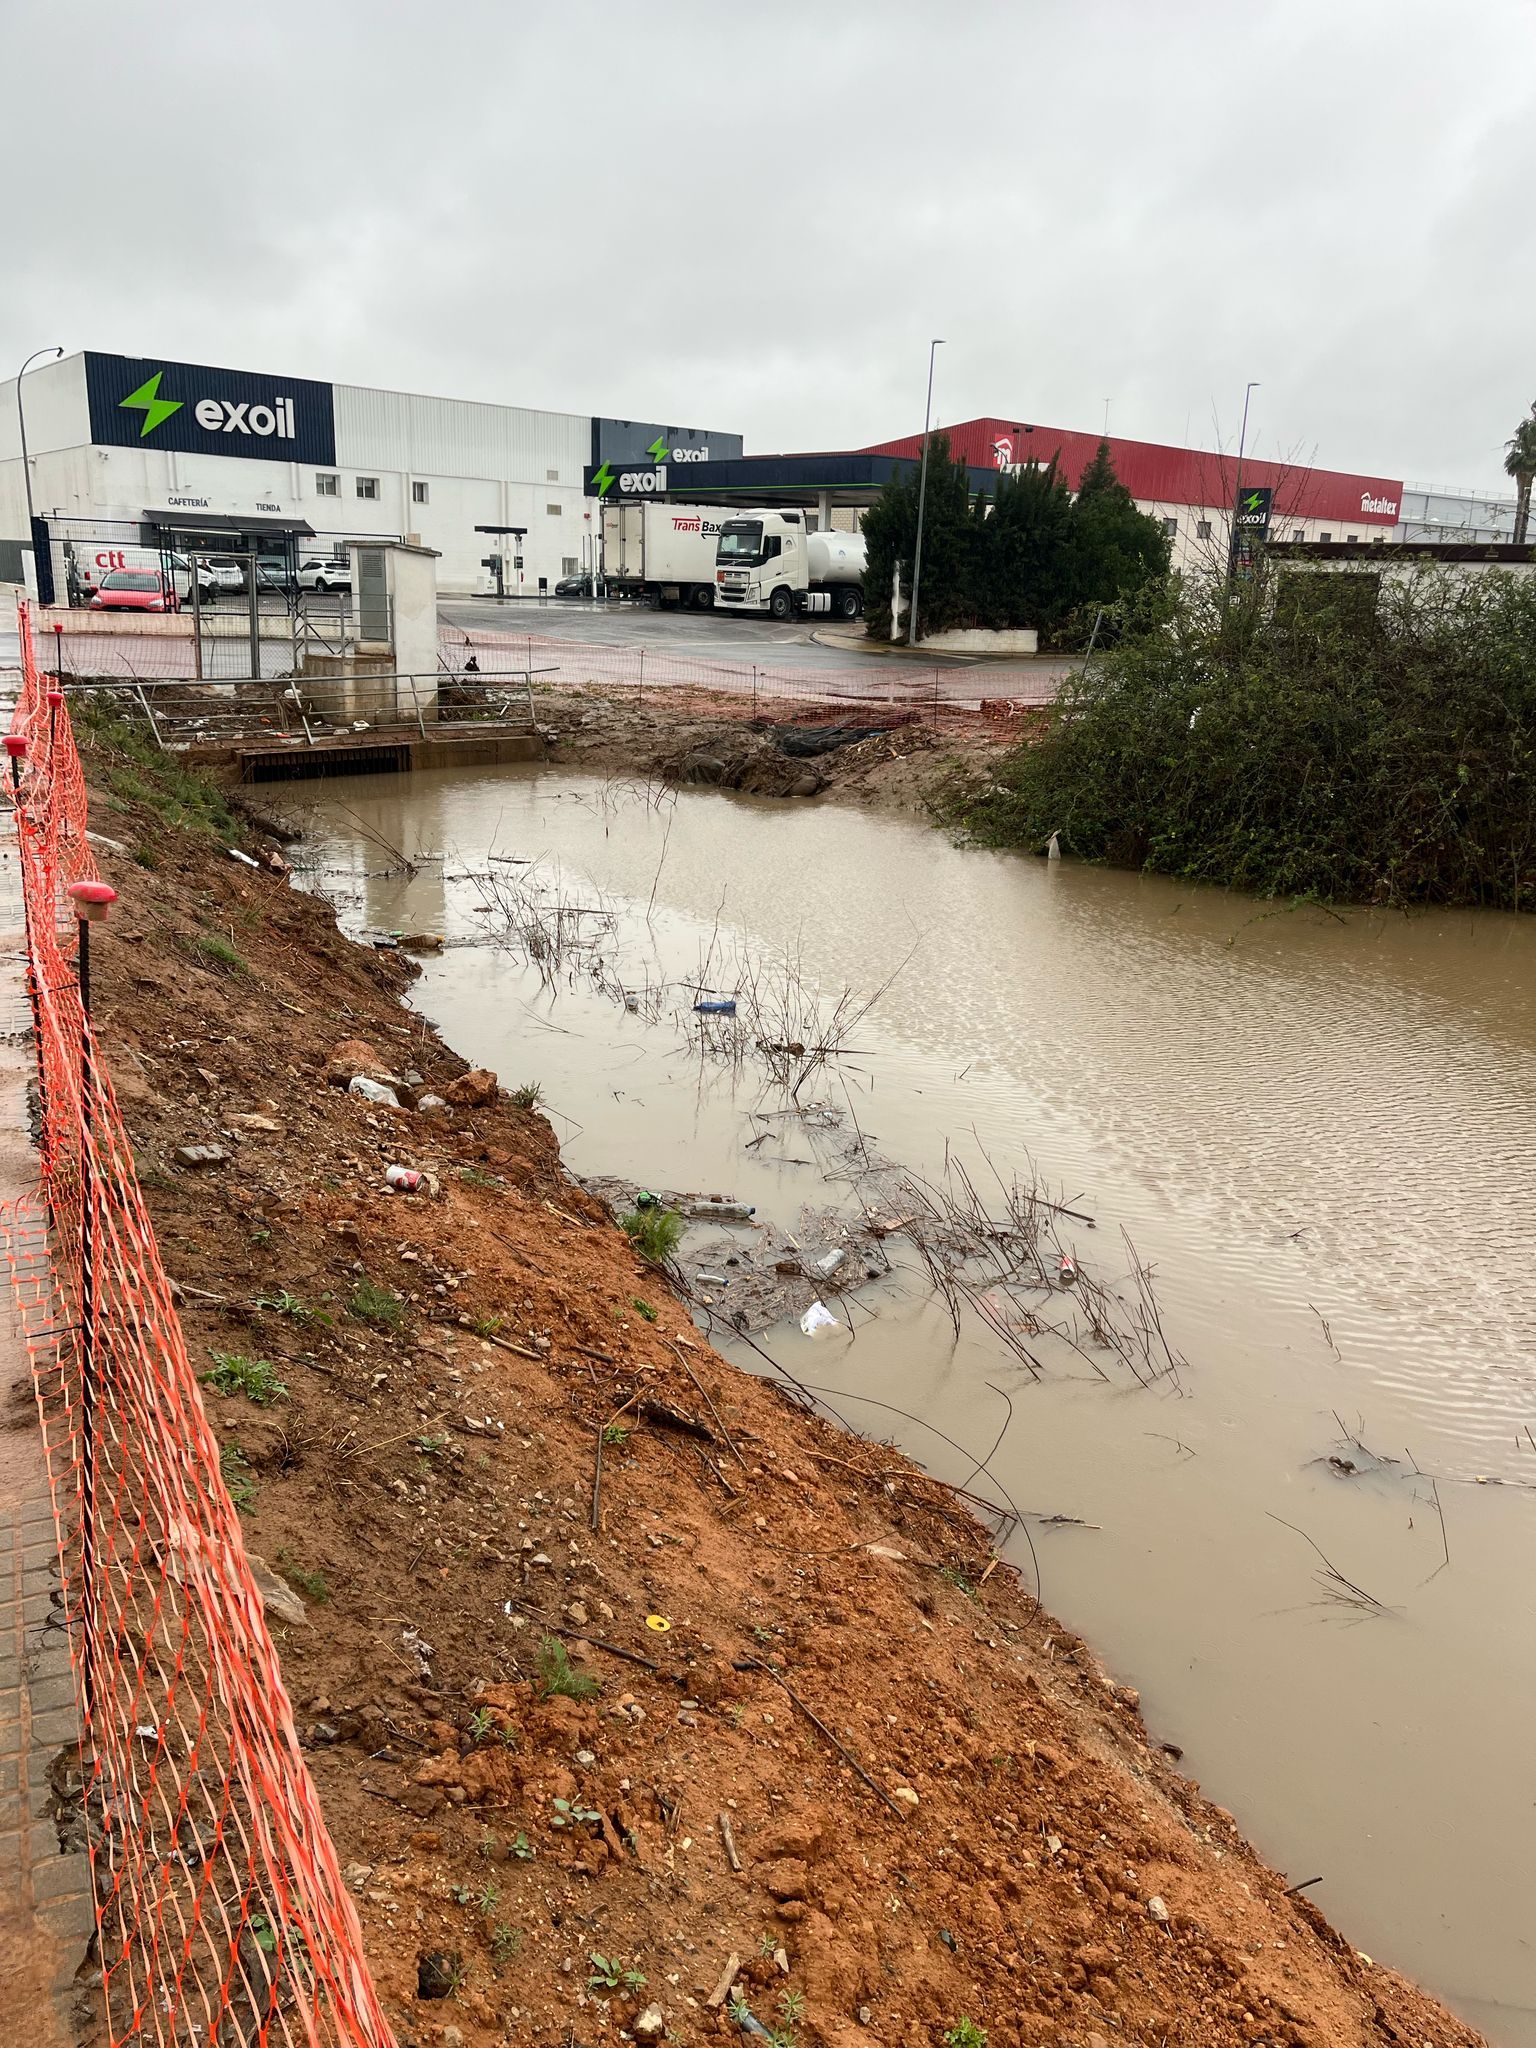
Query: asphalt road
[[439, 596, 1076, 693]]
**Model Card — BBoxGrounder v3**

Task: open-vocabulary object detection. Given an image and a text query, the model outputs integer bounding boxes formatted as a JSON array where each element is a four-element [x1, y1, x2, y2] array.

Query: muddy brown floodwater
[[285, 761, 1536, 2047]]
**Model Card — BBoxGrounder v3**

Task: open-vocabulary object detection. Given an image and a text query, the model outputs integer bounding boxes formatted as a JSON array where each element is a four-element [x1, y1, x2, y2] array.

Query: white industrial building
[[0, 350, 739, 597]]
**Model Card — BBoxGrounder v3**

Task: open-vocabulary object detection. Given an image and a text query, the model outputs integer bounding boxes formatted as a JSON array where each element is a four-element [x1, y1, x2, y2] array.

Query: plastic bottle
[[693, 998, 738, 1016], [685, 1198, 756, 1222], [814, 1248, 847, 1278]]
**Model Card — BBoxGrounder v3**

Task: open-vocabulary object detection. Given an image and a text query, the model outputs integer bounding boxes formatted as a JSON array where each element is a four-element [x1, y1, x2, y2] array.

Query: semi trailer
[[713, 511, 866, 619], [599, 500, 730, 609]]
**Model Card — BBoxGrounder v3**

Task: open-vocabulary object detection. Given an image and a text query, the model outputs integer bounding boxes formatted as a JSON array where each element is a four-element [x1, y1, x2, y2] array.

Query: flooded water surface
[[289, 764, 1536, 2045]]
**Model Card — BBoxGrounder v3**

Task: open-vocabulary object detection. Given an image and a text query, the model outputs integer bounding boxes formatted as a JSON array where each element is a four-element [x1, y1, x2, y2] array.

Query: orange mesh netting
[[6, 602, 397, 2047]]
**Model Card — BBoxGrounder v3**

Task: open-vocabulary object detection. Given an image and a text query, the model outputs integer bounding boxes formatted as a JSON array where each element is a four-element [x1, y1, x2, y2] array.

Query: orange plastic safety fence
[[7, 601, 397, 2047]]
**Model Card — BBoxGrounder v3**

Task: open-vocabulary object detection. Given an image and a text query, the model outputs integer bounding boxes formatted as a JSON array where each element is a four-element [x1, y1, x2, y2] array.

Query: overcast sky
[[4, 1, 1533, 491]]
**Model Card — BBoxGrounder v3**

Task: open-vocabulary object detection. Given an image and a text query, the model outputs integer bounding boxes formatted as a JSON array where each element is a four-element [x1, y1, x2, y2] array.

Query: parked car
[[554, 572, 598, 598], [200, 557, 247, 593], [253, 555, 295, 593], [297, 556, 351, 593], [90, 569, 181, 613]]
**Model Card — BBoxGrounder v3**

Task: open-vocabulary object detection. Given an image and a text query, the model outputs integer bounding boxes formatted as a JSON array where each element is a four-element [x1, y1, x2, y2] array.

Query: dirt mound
[[71, 722, 1484, 2048]]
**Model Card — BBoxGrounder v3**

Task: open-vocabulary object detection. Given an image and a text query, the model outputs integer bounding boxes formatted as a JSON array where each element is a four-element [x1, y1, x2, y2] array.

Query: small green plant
[[221, 1446, 256, 1512], [587, 1953, 646, 1994], [248, 1913, 276, 1955], [477, 1829, 499, 1858], [457, 1165, 503, 1190], [758, 1934, 778, 1958], [510, 1831, 535, 1860], [200, 1351, 287, 1406], [534, 1635, 601, 1704], [255, 1288, 316, 1322], [943, 2024, 988, 2048], [350, 1277, 404, 1330], [192, 930, 246, 974], [602, 1422, 629, 1448], [550, 1797, 601, 1830], [412, 1431, 450, 1457], [275, 1552, 329, 1603], [508, 1082, 544, 1111], [450, 1882, 474, 1906], [778, 1990, 804, 2027], [728, 1999, 753, 2027], [490, 1922, 521, 1964], [940, 1565, 978, 1602], [468, 1707, 497, 1745], [478, 1878, 500, 1915], [133, 846, 159, 870], [471, 1312, 505, 1338], [249, 1226, 272, 1246], [622, 1205, 683, 1266], [628, 1295, 658, 1323]]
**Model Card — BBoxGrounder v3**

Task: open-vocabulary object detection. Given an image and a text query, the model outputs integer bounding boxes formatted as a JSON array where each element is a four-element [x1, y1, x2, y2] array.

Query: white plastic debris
[[814, 1248, 846, 1278], [228, 848, 260, 869], [348, 1075, 400, 1107], [800, 1300, 839, 1336], [385, 1165, 422, 1192]]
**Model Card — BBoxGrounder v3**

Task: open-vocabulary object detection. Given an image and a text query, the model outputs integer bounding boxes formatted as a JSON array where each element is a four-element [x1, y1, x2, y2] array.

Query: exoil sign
[[84, 352, 337, 466]]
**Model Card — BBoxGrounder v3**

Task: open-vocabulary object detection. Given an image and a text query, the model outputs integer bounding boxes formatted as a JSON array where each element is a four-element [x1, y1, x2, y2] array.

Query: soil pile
[[72, 720, 1484, 2048]]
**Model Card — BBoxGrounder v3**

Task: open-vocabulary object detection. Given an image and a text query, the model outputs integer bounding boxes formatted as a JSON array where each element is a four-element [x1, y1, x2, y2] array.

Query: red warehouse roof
[[861, 418, 1404, 527]]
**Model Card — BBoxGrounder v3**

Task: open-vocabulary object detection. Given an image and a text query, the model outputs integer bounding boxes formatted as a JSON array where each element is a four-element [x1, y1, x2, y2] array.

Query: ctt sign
[[84, 352, 336, 466]]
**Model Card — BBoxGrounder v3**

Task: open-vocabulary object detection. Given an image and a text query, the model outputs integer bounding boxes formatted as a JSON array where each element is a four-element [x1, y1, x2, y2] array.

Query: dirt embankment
[[529, 688, 1007, 817], [75, 726, 1483, 2048]]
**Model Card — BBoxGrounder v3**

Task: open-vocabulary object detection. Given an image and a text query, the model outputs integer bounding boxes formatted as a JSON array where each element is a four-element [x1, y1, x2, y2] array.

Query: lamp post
[[906, 338, 944, 647], [1228, 380, 1260, 587], [15, 346, 64, 549]]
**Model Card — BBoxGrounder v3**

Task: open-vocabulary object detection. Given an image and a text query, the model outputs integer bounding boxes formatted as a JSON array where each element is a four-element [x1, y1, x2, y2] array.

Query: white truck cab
[[714, 511, 866, 620]]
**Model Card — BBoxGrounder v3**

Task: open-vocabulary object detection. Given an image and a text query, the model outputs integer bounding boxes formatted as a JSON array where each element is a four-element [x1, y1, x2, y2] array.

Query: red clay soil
[[75, 734, 1484, 2048]]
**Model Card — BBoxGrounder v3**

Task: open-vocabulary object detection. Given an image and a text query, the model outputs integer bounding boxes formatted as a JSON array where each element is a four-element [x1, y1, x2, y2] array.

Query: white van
[[68, 545, 217, 605]]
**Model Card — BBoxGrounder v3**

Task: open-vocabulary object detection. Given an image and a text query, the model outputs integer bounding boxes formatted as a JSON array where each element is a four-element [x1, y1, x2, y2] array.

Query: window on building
[[412, 481, 429, 505], [546, 469, 560, 483], [1319, 531, 1332, 543], [1345, 533, 1359, 543], [562, 556, 579, 576], [1196, 519, 1212, 540], [356, 477, 379, 501], [546, 503, 562, 518], [1162, 517, 1178, 538], [315, 472, 339, 497]]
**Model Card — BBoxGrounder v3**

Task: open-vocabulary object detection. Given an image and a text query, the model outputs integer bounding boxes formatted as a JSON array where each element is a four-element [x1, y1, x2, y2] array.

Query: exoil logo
[[119, 369, 297, 441]]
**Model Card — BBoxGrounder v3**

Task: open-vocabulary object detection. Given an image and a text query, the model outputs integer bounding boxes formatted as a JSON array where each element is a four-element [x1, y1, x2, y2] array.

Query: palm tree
[[1507, 402, 1536, 546]]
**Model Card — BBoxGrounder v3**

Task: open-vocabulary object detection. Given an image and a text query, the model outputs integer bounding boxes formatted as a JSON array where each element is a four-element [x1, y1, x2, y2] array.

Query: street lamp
[[906, 338, 945, 646], [15, 346, 64, 547]]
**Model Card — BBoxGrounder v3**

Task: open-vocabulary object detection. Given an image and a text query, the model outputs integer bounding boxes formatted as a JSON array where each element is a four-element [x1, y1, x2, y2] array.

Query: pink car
[[90, 568, 181, 613]]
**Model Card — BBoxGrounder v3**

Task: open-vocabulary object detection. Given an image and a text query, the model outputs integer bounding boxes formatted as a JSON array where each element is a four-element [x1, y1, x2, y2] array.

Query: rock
[[326, 1038, 391, 1087], [753, 1819, 824, 1863], [440, 2029, 464, 2048], [445, 1066, 499, 1108], [398, 933, 445, 953], [890, 1785, 919, 1812], [633, 2008, 665, 2039], [229, 1113, 281, 1133], [1147, 1894, 1171, 1925], [566, 1601, 589, 1626], [417, 1951, 461, 2000], [343, 1862, 373, 1892], [248, 1556, 307, 1628], [760, 1858, 808, 1902], [86, 830, 129, 856], [788, 773, 821, 798], [416, 1094, 448, 1113], [174, 1144, 230, 1169]]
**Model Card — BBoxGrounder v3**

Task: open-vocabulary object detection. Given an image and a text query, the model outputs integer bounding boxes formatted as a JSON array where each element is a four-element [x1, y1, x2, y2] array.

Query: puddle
[[286, 762, 1536, 2045]]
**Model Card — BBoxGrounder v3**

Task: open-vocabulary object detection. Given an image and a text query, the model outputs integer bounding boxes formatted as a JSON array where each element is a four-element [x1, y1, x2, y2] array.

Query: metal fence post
[[67, 879, 117, 1728]]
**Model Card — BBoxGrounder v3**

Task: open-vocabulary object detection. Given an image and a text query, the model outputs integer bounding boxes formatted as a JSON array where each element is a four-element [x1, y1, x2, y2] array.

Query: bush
[[534, 1636, 600, 1703], [200, 1352, 287, 1405], [955, 564, 1536, 908], [622, 1205, 682, 1265]]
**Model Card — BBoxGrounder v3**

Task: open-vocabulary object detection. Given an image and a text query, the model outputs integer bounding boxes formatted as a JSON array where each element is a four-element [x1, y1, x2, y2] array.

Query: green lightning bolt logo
[[119, 370, 183, 439], [647, 434, 668, 463], [593, 462, 615, 498], [1243, 490, 1263, 512]]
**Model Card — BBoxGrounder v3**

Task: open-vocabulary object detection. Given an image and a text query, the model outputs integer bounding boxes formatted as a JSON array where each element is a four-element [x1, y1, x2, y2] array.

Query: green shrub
[[191, 931, 245, 974], [955, 564, 1536, 909], [509, 1082, 544, 1110], [622, 1205, 682, 1265], [534, 1635, 600, 1704], [200, 1352, 287, 1405], [349, 1277, 404, 1330]]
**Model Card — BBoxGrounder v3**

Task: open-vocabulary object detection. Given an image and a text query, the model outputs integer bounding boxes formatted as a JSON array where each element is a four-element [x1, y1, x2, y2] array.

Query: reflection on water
[[288, 765, 1536, 2044]]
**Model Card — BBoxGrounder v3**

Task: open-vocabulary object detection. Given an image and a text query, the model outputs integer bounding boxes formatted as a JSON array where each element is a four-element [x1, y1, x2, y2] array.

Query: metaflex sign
[[84, 352, 336, 466]]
